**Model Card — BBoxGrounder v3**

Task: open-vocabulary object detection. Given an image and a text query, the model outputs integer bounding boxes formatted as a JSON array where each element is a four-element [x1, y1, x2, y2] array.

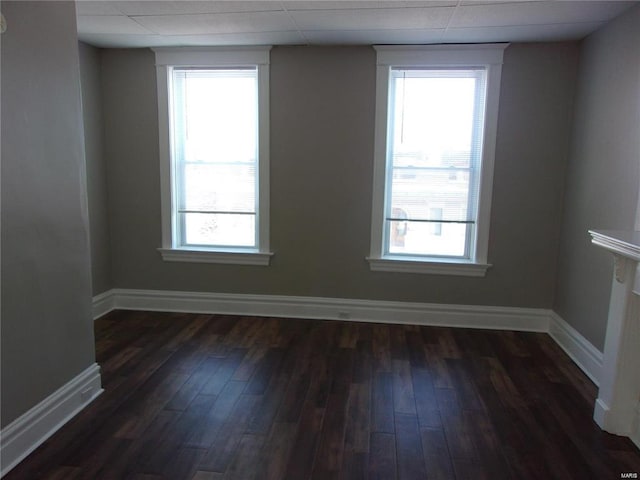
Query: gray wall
[[1, 2, 96, 427], [554, 5, 640, 351], [79, 42, 113, 296], [100, 43, 578, 308]]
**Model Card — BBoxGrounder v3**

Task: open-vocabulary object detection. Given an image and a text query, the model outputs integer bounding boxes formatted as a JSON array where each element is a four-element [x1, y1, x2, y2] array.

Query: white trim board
[[0, 363, 103, 478], [92, 289, 604, 386], [94, 288, 550, 332], [92, 289, 115, 320], [548, 312, 603, 387]]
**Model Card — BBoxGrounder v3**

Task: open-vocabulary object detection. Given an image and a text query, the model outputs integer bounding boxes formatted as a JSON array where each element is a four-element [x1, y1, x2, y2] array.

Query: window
[[154, 47, 272, 265], [368, 45, 507, 276]]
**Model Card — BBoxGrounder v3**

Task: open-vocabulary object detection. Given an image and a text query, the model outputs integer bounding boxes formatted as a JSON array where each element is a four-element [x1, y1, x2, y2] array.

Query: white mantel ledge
[[588, 229, 640, 443]]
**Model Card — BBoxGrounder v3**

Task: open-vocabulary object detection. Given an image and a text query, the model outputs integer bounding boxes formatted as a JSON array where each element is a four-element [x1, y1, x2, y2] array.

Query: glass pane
[[386, 68, 486, 258], [171, 68, 259, 249], [182, 163, 255, 213], [389, 168, 471, 222], [388, 220, 467, 257], [181, 213, 255, 248], [390, 72, 478, 169], [176, 69, 257, 164]]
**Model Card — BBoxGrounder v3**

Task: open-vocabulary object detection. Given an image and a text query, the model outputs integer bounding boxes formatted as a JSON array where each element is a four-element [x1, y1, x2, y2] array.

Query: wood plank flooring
[[5, 310, 640, 479]]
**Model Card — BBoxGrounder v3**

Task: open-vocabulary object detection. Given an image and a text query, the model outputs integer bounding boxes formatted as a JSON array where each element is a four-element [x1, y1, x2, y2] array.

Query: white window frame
[[153, 47, 273, 266], [367, 44, 507, 277]]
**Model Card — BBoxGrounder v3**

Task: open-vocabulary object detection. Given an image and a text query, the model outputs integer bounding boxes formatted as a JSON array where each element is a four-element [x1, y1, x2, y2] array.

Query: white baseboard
[[548, 312, 603, 386], [0, 363, 103, 478], [593, 397, 609, 428], [96, 288, 551, 332], [92, 289, 115, 320]]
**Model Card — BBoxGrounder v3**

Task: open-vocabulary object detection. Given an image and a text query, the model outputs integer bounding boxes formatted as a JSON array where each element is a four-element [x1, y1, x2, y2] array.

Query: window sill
[[158, 248, 273, 266], [366, 256, 491, 277]]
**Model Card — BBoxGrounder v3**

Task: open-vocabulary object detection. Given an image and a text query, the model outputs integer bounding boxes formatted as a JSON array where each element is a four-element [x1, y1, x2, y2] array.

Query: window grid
[[368, 44, 506, 275], [170, 67, 259, 250], [154, 46, 272, 265], [382, 67, 487, 260]]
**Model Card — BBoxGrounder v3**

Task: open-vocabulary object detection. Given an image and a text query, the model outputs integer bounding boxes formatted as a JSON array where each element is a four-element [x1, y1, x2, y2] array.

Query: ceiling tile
[[290, 7, 454, 30], [76, 0, 640, 48], [76, 15, 155, 35], [164, 30, 306, 46], [449, 1, 636, 28], [303, 28, 445, 44], [79, 29, 305, 49], [458, 0, 546, 4], [283, 1, 456, 10], [443, 22, 605, 43], [132, 11, 295, 35], [113, 1, 284, 16]]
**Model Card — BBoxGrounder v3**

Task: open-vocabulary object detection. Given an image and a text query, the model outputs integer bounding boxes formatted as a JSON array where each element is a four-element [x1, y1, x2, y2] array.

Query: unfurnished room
[[1, 1, 640, 479]]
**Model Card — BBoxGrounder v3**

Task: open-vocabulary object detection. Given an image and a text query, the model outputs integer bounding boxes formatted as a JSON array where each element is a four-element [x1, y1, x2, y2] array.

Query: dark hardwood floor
[[6, 310, 640, 480]]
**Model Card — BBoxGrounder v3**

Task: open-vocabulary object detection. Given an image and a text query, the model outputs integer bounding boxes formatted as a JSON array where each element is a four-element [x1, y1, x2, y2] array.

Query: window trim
[[367, 44, 508, 276], [153, 47, 272, 266]]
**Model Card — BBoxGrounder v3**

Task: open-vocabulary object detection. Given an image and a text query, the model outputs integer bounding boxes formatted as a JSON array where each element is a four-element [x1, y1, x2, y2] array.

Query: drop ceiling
[[76, 1, 638, 48]]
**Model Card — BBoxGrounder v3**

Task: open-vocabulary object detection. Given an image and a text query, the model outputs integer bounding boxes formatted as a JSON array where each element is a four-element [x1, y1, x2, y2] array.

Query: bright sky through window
[[172, 68, 258, 248], [386, 68, 486, 258], [392, 74, 476, 162]]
